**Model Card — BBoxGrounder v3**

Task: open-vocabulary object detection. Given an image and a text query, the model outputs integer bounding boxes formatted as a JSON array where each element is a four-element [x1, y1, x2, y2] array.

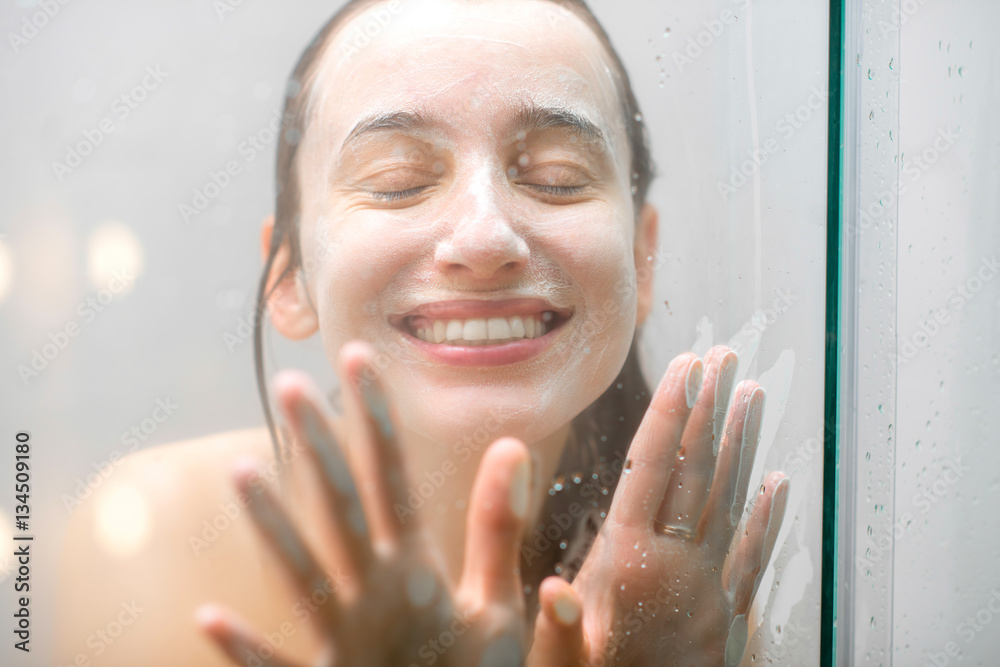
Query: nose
[[434, 171, 530, 281]]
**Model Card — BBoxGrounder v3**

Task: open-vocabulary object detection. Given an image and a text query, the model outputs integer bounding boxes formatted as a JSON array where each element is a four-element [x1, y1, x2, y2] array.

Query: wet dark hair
[[253, 0, 656, 602]]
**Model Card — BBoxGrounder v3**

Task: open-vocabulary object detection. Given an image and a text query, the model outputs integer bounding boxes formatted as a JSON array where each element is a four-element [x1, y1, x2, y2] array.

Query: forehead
[[304, 0, 627, 152]]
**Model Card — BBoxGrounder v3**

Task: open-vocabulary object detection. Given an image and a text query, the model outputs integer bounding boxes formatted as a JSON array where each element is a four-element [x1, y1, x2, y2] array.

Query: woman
[[58, 0, 788, 665]]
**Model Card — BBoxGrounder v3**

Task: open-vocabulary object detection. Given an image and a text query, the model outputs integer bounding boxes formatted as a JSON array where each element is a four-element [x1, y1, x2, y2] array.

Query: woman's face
[[289, 0, 651, 446]]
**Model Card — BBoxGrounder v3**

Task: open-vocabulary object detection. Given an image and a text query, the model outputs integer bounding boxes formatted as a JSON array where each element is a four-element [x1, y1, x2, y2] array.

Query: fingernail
[[509, 458, 530, 520], [359, 370, 395, 439], [554, 591, 581, 626], [713, 353, 739, 455], [685, 358, 704, 409], [194, 604, 222, 627], [479, 633, 523, 667], [743, 387, 766, 446], [730, 387, 765, 526]]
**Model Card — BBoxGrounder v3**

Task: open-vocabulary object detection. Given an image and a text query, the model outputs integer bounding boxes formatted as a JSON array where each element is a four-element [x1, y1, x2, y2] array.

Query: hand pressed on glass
[[195, 341, 532, 667], [527, 346, 789, 667]]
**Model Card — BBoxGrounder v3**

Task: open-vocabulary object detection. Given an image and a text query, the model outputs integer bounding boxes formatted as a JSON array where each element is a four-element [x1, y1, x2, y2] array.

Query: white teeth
[[487, 317, 511, 340], [510, 316, 525, 338], [412, 313, 557, 345], [463, 319, 488, 341], [433, 320, 446, 344]]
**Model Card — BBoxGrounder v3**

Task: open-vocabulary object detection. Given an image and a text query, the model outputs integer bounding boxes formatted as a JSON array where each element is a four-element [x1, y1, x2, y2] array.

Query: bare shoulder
[[57, 427, 318, 666]]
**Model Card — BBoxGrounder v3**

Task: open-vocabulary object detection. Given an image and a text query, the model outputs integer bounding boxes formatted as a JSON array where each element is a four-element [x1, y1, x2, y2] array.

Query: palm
[[529, 347, 789, 667], [196, 343, 532, 667]]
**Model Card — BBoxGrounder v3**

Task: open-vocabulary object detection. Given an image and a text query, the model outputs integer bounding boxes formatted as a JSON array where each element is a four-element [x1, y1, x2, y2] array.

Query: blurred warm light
[[86, 222, 144, 293], [0, 241, 12, 305], [95, 485, 150, 559]]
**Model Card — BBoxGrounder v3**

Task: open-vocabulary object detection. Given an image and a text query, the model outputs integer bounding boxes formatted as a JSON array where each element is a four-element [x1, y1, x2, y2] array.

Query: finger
[[697, 381, 764, 546], [337, 341, 414, 549], [731, 386, 766, 526], [723, 473, 788, 614], [196, 604, 305, 667], [526, 577, 587, 667], [608, 353, 702, 526], [234, 459, 343, 631], [275, 371, 375, 579], [657, 347, 738, 529], [459, 437, 532, 605]]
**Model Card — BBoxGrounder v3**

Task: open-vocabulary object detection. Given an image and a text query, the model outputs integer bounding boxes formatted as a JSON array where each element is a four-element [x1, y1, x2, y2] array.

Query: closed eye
[[523, 184, 587, 196], [367, 186, 429, 202]]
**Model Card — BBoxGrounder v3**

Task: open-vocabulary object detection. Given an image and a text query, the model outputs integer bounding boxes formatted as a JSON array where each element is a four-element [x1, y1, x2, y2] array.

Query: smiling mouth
[[399, 311, 569, 346]]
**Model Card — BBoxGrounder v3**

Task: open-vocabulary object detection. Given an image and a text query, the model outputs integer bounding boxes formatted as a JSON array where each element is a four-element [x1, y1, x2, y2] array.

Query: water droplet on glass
[[868, 68, 873, 80]]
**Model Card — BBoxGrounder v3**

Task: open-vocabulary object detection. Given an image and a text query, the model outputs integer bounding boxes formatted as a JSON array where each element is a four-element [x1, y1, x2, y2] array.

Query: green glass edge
[[821, 0, 845, 662]]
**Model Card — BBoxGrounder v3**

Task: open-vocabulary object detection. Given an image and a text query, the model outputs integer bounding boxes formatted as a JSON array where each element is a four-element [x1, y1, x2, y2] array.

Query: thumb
[[459, 437, 532, 607], [527, 576, 587, 667]]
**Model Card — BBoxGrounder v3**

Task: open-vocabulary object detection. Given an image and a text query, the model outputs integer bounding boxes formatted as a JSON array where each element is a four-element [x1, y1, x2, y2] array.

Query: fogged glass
[[0, 0, 830, 664]]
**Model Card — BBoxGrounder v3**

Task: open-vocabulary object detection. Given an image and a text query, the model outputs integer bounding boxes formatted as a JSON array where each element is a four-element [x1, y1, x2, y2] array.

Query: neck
[[398, 419, 573, 586], [280, 415, 573, 588]]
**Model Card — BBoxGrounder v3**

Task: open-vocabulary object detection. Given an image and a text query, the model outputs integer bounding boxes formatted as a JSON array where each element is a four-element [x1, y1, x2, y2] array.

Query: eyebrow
[[340, 103, 608, 153]]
